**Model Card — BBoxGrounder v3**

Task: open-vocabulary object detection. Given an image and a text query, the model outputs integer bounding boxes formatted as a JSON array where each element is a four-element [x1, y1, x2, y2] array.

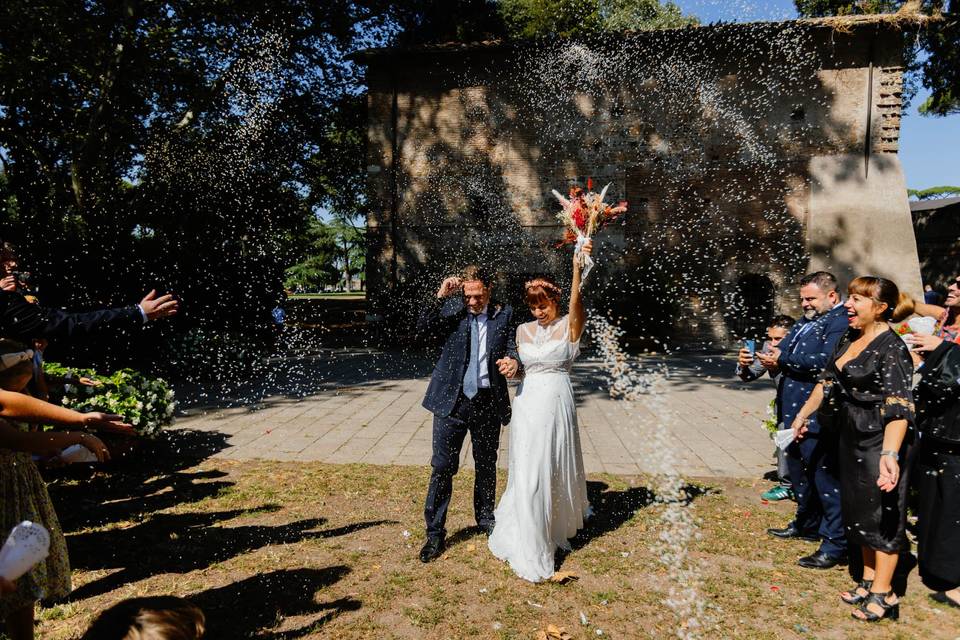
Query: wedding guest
[[757, 272, 848, 569], [737, 314, 796, 501], [911, 274, 959, 344], [80, 596, 205, 640], [0, 237, 179, 344], [792, 276, 915, 622], [0, 339, 119, 640], [910, 334, 960, 610]]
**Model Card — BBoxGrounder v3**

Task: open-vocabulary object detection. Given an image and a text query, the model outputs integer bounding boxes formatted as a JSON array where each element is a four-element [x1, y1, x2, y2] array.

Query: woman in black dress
[[912, 335, 960, 610], [792, 276, 915, 623]]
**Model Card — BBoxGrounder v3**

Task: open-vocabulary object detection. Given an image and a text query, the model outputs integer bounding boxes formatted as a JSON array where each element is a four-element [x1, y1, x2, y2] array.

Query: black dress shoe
[[479, 522, 495, 536], [930, 591, 960, 609], [767, 524, 820, 542], [798, 550, 847, 569], [419, 537, 445, 563]]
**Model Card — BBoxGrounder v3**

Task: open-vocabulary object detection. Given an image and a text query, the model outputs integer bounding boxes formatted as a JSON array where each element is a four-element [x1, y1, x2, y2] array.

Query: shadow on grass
[[67, 511, 395, 601], [79, 568, 359, 640], [556, 480, 714, 570], [191, 568, 361, 639], [47, 429, 233, 533]]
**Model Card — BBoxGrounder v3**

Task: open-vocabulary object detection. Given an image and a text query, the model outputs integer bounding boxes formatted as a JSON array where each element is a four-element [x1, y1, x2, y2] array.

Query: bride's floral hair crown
[[524, 277, 562, 305]]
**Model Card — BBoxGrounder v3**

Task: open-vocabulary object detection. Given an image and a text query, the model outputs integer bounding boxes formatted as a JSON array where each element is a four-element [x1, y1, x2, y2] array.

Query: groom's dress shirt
[[473, 306, 490, 389]]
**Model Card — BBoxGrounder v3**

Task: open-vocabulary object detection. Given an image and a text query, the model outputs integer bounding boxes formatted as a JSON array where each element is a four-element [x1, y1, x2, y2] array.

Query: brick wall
[[360, 21, 921, 349]]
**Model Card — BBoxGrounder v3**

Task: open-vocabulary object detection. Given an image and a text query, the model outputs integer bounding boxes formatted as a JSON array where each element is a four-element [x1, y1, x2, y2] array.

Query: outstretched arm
[[568, 239, 592, 341], [0, 389, 131, 433]]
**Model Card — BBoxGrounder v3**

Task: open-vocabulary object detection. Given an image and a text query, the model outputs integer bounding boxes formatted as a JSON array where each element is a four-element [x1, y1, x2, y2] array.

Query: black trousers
[[786, 432, 847, 556], [915, 439, 960, 591], [424, 389, 501, 539]]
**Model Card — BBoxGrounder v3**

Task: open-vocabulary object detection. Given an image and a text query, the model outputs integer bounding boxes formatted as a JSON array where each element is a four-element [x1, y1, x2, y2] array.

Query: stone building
[[357, 17, 922, 348]]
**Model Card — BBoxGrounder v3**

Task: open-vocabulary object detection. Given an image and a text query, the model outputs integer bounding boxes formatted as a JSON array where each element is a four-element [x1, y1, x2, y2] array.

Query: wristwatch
[[880, 450, 899, 461]]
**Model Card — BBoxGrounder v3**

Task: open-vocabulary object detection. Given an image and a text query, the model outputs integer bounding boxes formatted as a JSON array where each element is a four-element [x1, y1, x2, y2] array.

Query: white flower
[[135, 401, 143, 410], [165, 390, 175, 400], [61, 397, 70, 406], [132, 417, 140, 426]]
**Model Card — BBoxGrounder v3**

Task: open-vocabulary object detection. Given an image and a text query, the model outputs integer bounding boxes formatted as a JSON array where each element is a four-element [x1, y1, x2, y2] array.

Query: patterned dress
[[0, 422, 71, 614]]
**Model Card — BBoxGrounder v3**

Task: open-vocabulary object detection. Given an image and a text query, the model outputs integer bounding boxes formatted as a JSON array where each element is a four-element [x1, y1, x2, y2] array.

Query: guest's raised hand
[[496, 357, 519, 378], [909, 333, 943, 353], [757, 348, 779, 370], [75, 433, 111, 462], [81, 412, 134, 435], [437, 277, 462, 299], [0, 275, 16, 292], [737, 348, 755, 368], [580, 239, 593, 255], [877, 455, 900, 492], [139, 289, 179, 321]]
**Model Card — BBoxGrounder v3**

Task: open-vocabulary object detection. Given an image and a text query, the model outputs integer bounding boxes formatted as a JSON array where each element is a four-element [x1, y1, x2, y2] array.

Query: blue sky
[[672, 0, 960, 190]]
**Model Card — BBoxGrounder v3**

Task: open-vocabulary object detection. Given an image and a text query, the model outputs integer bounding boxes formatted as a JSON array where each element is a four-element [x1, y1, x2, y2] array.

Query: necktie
[[463, 314, 480, 399]]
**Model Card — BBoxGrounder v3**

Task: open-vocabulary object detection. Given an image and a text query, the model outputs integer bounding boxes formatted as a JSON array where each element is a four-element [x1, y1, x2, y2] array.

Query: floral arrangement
[[762, 398, 779, 436], [43, 362, 176, 437], [551, 178, 627, 285]]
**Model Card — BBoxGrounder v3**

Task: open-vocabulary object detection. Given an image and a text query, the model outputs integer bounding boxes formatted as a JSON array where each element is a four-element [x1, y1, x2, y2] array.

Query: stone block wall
[[360, 20, 922, 349]]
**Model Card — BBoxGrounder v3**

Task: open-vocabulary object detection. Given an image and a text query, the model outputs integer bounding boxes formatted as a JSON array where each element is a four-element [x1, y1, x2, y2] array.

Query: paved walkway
[[175, 349, 777, 478]]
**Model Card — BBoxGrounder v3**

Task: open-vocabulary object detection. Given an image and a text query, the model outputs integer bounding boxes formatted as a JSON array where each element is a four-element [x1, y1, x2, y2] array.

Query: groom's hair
[[460, 265, 492, 287]]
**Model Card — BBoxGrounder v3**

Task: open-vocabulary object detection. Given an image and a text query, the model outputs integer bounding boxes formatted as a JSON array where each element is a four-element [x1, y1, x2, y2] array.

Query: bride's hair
[[524, 276, 562, 307]]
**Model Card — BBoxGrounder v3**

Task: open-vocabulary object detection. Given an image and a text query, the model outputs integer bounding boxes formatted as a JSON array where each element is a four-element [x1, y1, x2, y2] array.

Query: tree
[[908, 185, 960, 198], [794, 1, 959, 115], [497, 0, 697, 38]]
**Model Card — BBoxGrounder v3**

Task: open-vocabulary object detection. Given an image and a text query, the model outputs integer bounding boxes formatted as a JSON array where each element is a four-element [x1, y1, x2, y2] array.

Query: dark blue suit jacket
[[417, 297, 519, 425], [0, 290, 143, 344], [775, 304, 849, 434]]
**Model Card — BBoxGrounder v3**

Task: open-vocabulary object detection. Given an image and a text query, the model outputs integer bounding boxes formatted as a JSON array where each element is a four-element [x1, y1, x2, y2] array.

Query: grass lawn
[[35, 431, 958, 639]]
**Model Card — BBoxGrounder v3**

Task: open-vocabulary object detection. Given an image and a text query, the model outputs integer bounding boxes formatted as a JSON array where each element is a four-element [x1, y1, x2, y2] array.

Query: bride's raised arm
[[568, 239, 592, 342]]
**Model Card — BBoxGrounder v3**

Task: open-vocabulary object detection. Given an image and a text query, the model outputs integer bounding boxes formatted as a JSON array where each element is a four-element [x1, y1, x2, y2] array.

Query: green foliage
[[908, 185, 960, 198], [794, 1, 959, 115], [43, 362, 176, 437], [285, 217, 365, 292], [498, 0, 696, 38], [0, 0, 393, 367]]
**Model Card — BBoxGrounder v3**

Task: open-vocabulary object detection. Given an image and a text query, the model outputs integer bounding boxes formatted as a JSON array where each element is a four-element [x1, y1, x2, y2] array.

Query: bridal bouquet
[[551, 178, 627, 285]]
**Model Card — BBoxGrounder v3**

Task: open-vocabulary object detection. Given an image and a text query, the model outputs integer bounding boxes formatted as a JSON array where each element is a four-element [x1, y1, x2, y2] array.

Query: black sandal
[[853, 590, 899, 622], [931, 591, 960, 609], [840, 579, 873, 605]]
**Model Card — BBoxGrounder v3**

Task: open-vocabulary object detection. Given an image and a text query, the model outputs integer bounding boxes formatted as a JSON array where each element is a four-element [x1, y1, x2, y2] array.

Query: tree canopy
[[794, 0, 959, 115]]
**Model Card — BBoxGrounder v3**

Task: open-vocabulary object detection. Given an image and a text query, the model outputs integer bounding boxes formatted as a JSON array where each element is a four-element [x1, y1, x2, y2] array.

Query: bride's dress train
[[488, 315, 591, 582]]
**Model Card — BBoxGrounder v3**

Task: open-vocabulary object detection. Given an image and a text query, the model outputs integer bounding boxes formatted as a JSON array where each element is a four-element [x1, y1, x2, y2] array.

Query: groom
[[417, 265, 520, 562]]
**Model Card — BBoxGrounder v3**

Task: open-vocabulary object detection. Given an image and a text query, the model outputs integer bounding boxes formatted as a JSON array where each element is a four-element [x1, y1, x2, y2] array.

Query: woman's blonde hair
[[81, 596, 205, 640], [848, 276, 915, 323]]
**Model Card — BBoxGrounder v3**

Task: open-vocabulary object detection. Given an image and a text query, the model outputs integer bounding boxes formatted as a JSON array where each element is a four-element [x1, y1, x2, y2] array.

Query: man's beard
[[803, 308, 818, 320]]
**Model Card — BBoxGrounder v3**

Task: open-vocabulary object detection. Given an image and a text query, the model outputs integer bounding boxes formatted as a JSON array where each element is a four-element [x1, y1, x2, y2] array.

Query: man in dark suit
[[0, 240, 178, 343], [755, 271, 849, 569], [416, 265, 520, 562]]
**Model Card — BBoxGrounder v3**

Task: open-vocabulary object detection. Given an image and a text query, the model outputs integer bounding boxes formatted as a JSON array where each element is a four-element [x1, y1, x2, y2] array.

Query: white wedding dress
[[488, 315, 591, 582]]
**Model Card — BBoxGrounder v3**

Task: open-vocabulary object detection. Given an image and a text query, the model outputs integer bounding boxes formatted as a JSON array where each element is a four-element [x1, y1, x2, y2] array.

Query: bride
[[488, 239, 593, 582]]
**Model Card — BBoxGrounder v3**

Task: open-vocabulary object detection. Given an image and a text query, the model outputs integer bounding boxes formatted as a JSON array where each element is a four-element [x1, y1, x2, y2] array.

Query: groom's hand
[[437, 277, 463, 299], [496, 357, 519, 378]]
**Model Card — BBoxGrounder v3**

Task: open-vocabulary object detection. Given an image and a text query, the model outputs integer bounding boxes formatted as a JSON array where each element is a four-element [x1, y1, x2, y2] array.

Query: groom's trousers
[[424, 388, 501, 539]]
